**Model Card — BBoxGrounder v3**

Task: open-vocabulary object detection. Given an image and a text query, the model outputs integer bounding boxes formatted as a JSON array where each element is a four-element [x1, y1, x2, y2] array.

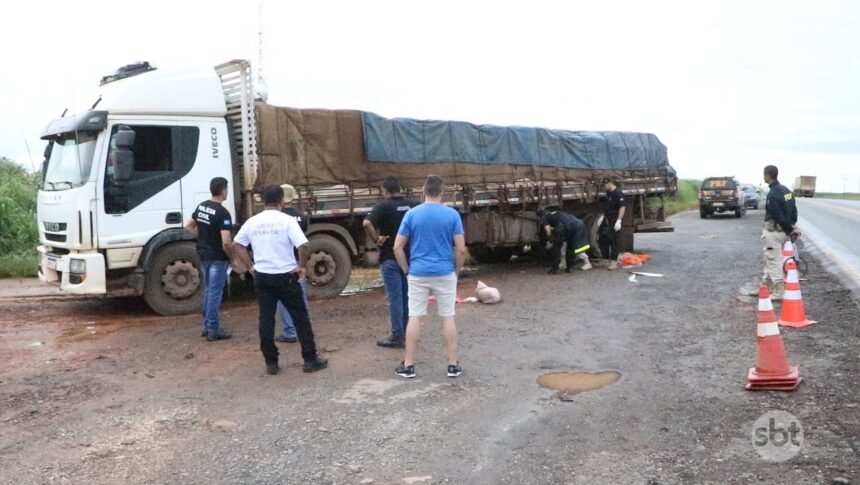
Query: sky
[[2, 0, 859, 192]]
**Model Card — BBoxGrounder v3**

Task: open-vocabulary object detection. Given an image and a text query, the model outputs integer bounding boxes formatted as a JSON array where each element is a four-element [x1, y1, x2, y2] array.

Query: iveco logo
[[44, 222, 62, 232], [211, 127, 219, 158]]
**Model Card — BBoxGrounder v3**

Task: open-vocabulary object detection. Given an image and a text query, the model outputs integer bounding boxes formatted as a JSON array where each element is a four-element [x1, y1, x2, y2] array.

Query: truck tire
[[700, 208, 708, 219], [305, 234, 352, 300], [143, 242, 203, 316], [735, 208, 743, 218], [469, 246, 515, 264]]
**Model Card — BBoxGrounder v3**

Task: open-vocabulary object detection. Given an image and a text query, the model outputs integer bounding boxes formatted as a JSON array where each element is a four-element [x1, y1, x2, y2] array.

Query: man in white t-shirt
[[233, 185, 328, 375]]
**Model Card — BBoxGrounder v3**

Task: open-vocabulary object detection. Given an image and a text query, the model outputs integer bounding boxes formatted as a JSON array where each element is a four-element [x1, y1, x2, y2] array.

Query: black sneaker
[[201, 330, 207, 337], [207, 329, 232, 342], [447, 363, 463, 378], [564, 267, 573, 273], [547, 267, 560, 275], [303, 356, 328, 373], [395, 362, 416, 379], [377, 335, 405, 348], [266, 363, 280, 375], [275, 335, 298, 343]]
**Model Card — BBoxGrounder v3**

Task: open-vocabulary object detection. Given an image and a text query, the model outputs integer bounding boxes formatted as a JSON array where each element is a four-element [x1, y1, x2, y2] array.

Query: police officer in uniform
[[599, 178, 627, 270], [542, 208, 592, 274], [751, 164, 800, 301]]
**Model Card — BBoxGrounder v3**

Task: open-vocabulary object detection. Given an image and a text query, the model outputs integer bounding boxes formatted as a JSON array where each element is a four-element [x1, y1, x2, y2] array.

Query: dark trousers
[[550, 234, 577, 269], [598, 219, 620, 261], [254, 272, 318, 365]]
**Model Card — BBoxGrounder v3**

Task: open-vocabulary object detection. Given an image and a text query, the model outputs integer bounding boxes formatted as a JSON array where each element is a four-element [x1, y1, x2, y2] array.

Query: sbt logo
[[751, 410, 803, 462]]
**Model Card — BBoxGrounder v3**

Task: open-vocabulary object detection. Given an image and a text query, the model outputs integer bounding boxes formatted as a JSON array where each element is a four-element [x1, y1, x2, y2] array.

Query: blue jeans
[[277, 277, 308, 338], [380, 259, 408, 340], [200, 260, 229, 333]]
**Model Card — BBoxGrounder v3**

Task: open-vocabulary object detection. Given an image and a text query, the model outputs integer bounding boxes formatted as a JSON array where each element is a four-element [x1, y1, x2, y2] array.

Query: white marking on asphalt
[[334, 379, 404, 404], [388, 383, 443, 402]]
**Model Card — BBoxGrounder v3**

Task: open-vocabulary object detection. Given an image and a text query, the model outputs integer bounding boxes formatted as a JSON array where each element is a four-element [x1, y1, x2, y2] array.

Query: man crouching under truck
[[542, 207, 593, 274]]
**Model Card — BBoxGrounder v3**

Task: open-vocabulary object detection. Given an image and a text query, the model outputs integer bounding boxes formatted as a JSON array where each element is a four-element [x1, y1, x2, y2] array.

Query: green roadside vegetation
[[814, 192, 860, 201], [0, 157, 40, 278], [663, 179, 701, 216]]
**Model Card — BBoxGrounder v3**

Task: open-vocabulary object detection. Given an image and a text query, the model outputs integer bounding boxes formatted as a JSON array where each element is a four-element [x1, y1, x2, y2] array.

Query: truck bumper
[[37, 246, 107, 294]]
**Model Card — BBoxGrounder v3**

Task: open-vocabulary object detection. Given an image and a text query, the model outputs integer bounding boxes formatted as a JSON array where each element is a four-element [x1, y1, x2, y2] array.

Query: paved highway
[[796, 198, 860, 295]]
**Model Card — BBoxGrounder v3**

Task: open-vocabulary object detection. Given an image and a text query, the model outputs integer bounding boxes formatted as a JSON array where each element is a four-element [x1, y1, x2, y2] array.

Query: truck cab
[[37, 62, 245, 314]]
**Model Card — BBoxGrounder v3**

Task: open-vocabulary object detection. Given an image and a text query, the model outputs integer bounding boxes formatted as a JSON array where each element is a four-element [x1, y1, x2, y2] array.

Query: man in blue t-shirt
[[392, 175, 466, 379]]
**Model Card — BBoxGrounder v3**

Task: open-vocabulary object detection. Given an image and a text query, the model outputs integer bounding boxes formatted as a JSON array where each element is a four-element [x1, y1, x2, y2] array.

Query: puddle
[[537, 371, 621, 394]]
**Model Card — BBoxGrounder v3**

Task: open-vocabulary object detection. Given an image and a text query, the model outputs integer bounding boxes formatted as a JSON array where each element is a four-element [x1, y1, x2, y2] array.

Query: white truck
[[37, 60, 676, 315], [38, 61, 260, 315]]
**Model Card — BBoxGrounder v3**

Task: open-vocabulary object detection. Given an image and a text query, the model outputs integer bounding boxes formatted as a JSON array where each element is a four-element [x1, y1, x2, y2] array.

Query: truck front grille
[[43, 221, 67, 232]]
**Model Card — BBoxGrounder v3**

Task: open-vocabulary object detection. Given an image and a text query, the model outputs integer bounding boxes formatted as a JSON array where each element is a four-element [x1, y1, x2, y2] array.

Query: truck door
[[97, 122, 200, 252]]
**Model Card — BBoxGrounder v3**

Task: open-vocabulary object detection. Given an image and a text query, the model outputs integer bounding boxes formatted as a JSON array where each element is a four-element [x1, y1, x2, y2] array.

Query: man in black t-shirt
[[598, 178, 627, 270], [186, 177, 235, 341], [363, 176, 419, 348], [276, 184, 310, 343]]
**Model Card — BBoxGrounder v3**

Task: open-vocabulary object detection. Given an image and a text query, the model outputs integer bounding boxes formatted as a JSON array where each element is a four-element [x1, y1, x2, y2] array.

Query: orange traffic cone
[[778, 260, 817, 328], [782, 241, 795, 268], [747, 284, 802, 391]]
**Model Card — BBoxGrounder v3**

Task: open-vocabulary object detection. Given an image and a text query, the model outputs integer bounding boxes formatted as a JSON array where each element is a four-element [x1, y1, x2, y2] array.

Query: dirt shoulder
[[0, 210, 858, 484]]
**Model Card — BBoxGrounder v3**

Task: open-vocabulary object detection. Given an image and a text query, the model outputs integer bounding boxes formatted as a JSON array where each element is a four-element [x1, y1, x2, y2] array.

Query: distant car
[[740, 184, 761, 210], [699, 176, 746, 218]]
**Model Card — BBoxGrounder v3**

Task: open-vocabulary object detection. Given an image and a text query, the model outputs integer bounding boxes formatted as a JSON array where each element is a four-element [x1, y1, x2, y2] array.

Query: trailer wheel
[[143, 242, 203, 315], [305, 234, 352, 300], [469, 246, 515, 264]]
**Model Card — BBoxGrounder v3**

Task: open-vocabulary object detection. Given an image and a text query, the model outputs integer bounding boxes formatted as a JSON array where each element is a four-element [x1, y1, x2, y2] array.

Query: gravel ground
[[0, 209, 857, 484]]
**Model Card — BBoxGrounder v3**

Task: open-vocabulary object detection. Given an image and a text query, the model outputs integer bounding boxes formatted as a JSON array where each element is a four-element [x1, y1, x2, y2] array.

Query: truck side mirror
[[113, 128, 135, 148], [113, 148, 134, 183], [42, 141, 53, 180], [109, 127, 136, 183]]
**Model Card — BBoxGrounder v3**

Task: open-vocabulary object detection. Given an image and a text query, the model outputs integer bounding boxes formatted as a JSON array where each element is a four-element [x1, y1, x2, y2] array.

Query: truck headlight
[[69, 259, 86, 274]]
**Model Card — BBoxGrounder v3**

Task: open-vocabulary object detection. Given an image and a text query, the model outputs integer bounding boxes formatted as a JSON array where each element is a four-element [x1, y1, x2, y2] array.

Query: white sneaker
[[608, 260, 618, 271], [581, 260, 592, 271]]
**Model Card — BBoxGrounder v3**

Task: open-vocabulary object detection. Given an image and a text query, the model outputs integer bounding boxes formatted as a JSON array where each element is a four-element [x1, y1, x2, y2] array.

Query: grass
[[0, 252, 39, 278], [663, 179, 701, 216], [0, 157, 40, 278], [814, 192, 860, 201]]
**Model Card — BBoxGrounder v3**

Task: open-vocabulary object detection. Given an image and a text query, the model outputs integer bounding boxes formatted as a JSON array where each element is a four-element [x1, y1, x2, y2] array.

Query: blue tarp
[[362, 112, 671, 172]]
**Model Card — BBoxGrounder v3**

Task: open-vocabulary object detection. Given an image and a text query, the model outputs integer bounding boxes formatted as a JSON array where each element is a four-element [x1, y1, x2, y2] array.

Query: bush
[[663, 179, 701, 216], [0, 157, 40, 277]]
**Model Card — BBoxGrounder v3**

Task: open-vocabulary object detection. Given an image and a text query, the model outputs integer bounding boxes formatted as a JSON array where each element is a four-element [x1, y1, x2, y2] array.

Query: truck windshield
[[43, 132, 98, 191]]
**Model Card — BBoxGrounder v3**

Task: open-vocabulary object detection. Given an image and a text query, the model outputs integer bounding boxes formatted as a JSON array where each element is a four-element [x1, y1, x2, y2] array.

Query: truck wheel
[[469, 246, 515, 264], [143, 242, 203, 316], [700, 208, 708, 219], [305, 234, 352, 300], [735, 208, 743, 218], [588, 215, 604, 258]]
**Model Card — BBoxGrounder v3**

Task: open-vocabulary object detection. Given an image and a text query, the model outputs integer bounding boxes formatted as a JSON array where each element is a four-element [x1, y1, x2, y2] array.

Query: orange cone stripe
[[757, 322, 780, 337]]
